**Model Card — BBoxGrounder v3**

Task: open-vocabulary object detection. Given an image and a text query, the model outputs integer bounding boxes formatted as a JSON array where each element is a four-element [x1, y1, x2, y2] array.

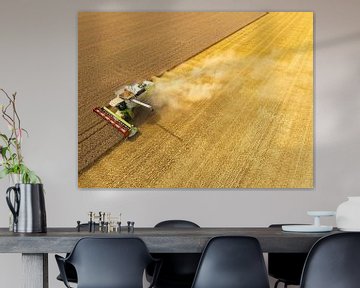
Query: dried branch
[[0, 88, 40, 183]]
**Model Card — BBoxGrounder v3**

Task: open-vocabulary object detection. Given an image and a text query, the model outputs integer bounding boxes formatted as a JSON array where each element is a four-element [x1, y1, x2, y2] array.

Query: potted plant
[[1, 88, 46, 233], [0, 89, 41, 183]]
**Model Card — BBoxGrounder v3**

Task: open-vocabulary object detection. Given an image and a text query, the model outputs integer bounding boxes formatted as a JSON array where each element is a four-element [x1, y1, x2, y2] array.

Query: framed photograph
[[78, 12, 313, 189]]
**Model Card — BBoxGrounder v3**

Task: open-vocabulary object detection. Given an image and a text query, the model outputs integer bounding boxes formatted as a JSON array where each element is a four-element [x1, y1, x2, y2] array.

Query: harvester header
[[93, 80, 154, 138]]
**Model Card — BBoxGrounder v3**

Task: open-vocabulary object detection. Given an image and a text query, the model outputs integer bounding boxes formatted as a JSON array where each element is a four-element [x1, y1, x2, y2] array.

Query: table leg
[[22, 253, 48, 288]]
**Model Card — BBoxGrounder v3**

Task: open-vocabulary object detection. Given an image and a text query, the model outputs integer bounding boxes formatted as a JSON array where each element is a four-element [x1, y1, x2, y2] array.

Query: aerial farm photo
[[78, 12, 313, 188]]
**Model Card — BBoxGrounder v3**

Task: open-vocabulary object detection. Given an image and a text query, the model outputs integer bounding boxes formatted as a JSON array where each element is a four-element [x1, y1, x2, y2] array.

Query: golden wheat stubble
[[78, 12, 267, 171], [79, 12, 313, 188]]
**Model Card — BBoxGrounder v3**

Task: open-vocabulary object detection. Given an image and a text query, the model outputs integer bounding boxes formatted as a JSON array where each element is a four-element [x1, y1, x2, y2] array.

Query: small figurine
[[88, 211, 94, 232], [127, 221, 135, 233], [77, 221, 81, 232]]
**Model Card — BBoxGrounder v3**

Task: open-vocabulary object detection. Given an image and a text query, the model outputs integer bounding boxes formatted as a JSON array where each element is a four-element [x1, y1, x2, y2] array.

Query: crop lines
[[79, 12, 313, 188], [78, 12, 266, 171]]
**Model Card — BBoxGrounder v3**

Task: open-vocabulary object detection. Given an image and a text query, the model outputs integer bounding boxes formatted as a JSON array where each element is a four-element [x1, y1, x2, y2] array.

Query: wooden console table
[[0, 227, 338, 288]]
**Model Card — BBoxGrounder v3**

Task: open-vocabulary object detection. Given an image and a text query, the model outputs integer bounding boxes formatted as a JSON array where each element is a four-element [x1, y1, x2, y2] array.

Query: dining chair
[[300, 232, 360, 288], [56, 262, 77, 284], [268, 224, 308, 288], [55, 237, 160, 288], [191, 236, 270, 288], [147, 220, 201, 288], [56, 223, 99, 284]]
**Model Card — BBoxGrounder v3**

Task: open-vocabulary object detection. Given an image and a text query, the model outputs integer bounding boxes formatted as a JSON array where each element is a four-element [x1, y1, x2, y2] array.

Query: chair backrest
[[155, 220, 200, 228], [268, 224, 308, 285], [191, 236, 270, 288], [67, 237, 154, 288], [151, 220, 201, 286], [300, 232, 360, 288]]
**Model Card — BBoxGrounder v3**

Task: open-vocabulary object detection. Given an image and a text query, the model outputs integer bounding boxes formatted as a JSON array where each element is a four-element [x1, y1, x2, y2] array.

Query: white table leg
[[22, 253, 48, 288]]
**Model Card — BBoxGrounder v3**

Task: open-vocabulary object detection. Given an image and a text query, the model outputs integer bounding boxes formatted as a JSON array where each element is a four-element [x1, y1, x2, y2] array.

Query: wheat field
[[79, 12, 313, 188], [78, 12, 266, 171]]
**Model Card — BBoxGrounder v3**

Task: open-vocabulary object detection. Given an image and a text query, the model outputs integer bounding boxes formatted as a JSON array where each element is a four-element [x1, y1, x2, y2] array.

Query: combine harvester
[[93, 80, 154, 138]]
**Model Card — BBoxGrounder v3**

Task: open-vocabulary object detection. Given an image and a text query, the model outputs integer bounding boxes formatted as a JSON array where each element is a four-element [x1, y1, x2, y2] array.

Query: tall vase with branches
[[0, 88, 40, 184]]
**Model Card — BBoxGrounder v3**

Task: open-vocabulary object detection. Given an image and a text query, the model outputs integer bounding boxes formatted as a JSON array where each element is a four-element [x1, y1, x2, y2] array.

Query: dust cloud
[[149, 50, 280, 110], [149, 52, 240, 110]]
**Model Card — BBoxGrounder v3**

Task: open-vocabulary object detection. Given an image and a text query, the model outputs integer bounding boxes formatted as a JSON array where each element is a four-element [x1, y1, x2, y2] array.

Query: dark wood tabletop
[[0, 227, 340, 254]]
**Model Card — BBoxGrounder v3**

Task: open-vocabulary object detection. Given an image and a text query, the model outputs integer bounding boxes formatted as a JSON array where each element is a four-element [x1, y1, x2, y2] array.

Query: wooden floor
[[79, 12, 313, 188]]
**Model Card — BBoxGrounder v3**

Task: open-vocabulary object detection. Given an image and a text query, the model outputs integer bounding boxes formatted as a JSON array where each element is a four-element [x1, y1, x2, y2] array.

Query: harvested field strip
[[79, 12, 313, 188], [78, 12, 267, 171]]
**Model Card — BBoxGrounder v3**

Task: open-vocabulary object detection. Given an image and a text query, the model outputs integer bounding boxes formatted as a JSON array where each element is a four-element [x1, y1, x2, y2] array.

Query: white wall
[[0, 0, 360, 287]]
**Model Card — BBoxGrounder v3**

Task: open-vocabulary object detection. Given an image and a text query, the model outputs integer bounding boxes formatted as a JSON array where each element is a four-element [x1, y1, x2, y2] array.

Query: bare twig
[[0, 89, 24, 170]]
